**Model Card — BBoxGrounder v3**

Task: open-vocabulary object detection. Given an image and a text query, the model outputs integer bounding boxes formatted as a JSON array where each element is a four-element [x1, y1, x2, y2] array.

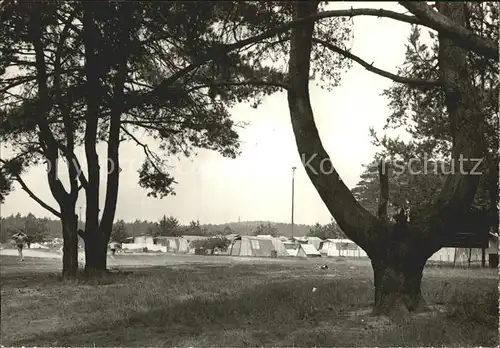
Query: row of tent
[[119, 234, 368, 258]]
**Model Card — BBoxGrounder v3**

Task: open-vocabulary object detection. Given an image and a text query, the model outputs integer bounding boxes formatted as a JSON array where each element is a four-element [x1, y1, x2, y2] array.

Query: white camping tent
[[325, 239, 368, 257], [296, 243, 322, 257], [121, 235, 165, 252], [318, 239, 335, 255], [154, 236, 189, 253], [306, 236, 323, 250], [283, 242, 299, 256]]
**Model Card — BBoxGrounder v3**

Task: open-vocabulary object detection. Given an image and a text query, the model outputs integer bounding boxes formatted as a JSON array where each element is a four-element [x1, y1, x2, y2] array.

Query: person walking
[[108, 241, 121, 258], [11, 231, 28, 261]]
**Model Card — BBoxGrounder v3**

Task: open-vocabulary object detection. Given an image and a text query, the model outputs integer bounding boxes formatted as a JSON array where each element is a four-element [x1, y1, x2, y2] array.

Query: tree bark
[[61, 211, 79, 277], [29, 7, 80, 278], [98, 5, 129, 253], [372, 257, 426, 316], [81, 3, 105, 275], [83, 233, 108, 275], [378, 160, 389, 221], [80, 5, 130, 274]]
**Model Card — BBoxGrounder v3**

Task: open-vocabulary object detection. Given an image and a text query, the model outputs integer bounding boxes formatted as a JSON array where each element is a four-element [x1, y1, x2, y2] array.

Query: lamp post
[[291, 166, 297, 238]]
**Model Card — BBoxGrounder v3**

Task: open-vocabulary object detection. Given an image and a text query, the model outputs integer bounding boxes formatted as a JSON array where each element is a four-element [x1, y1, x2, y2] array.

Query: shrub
[[190, 237, 231, 255]]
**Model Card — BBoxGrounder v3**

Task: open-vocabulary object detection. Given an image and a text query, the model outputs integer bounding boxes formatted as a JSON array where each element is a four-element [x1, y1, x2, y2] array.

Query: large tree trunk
[[372, 261, 425, 315], [83, 232, 108, 274], [30, 7, 81, 278], [82, 3, 106, 275], [287, 1, 485, 316], [286, 0, 380, 254], [61, 211, 79, 277], [79, 4, 128, 275], [370, 241, 429, 315]]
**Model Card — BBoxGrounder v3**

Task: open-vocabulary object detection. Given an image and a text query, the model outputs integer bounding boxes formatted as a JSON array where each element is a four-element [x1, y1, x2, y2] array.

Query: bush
[[190, 237, 231, 255]]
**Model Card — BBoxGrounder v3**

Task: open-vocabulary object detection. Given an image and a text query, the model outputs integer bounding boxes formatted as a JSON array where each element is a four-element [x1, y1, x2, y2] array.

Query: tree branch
[[55, 143, 89, 190], [122, 120, 183, 134], [400, 2, 498, 60], [124, 8, 424, 112], [312, 38, 441, 88], [0, 159, 61, 218], [54, 12, 79, 199], [186, 79, 290, 94], [378, 160, 389, 221], [29, 8, 69, 203], [82, 3, 102, 230], [0, 68, 80, 96], [100, 6, 131, 242], [124, 5, 494, 111], [120, 126, 170, 176]]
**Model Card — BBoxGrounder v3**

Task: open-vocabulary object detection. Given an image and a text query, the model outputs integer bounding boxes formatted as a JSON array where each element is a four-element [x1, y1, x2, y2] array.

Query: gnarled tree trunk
[[30, 7, 80, 278], [79, 3, 127, 275], [287, 1, 486, 316], [83, 232, 108, 274]]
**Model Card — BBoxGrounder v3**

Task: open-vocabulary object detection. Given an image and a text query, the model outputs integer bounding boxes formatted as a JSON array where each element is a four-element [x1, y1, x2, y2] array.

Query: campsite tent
[[324, 239, 367, 257], [154, 236, 189, 253], [306, 236, 323, 250], [270, 238, 289, 257], [121, 235, 165, 252], [134, 235, 154, 245], [229, 236, 279, 257], [296, 243, 322, 257], [318, 239, 335, 255], [225, 233, 239, 241], [254, 235, 289, 257], [292, 236, 308, 244], [182, 235, 210, 253], [428, 235, 499, 267], [428, 247, 490, 266], [283, 242, 299, 256]]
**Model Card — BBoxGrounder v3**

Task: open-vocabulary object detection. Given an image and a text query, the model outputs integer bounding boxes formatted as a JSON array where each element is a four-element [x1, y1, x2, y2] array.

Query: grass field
[[1, 253, 498, 347]]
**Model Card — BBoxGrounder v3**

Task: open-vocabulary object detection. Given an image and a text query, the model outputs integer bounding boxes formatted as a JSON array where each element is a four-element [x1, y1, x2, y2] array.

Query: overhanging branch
[[312, 38, 441, 88], [124, 5, 493, 112], [400, 2, 498, 60], [124, 8, 424, 112], [186, 79, 291, 94], [120, 126, 166, 174], [0, 159, 61, 218]]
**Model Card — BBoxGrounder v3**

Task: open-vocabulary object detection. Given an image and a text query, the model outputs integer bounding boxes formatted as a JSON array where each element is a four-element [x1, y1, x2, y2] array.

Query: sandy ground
[[0, 247, 372, 267], [0, 248, 92, 265], [0, 248, 65, 259]]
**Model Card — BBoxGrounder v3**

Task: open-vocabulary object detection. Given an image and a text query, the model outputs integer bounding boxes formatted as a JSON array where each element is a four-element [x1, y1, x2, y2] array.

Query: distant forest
[[0, 213, 320, 243]]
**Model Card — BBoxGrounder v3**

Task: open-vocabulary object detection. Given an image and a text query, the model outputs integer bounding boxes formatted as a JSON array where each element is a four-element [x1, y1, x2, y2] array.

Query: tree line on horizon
[[0, 212, 346, 244]]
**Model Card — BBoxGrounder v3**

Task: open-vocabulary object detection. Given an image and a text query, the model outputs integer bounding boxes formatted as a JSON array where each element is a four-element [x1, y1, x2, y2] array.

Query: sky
[[0, 2, 415, 225]]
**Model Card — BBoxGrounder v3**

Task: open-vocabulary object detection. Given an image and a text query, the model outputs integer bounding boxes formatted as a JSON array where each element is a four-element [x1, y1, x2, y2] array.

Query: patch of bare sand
[[343, 304, 447, 330], [0, 249, 62, 259], [285, 304, 449, 345]]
